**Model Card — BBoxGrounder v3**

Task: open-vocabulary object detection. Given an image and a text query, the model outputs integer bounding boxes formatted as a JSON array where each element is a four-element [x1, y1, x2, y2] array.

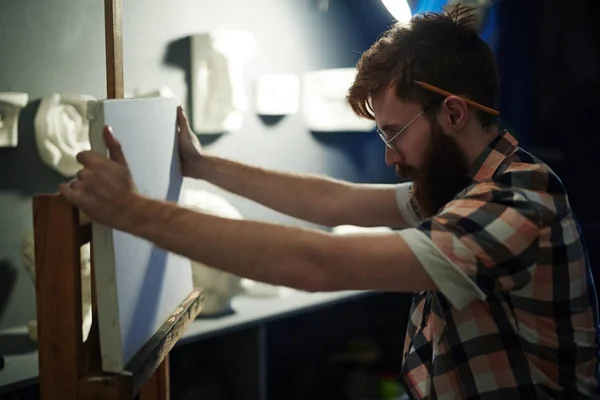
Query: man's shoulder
[[457, 147, 571, 222], [493, 147, 565, 192]]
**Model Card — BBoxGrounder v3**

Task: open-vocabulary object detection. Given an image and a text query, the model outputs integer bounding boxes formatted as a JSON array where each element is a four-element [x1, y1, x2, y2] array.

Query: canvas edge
[[87, 100, 125, 373]]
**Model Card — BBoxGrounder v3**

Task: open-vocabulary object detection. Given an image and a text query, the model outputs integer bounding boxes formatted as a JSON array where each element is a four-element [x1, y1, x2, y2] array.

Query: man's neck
[[461, 125, 499, 168]]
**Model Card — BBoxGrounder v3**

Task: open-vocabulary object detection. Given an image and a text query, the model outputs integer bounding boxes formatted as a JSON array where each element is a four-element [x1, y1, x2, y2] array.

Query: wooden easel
[[32, 1, 203, 398]]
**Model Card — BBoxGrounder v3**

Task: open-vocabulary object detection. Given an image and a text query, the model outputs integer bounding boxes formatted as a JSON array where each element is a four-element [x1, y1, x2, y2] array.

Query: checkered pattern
[[399, 131, 600, 399]]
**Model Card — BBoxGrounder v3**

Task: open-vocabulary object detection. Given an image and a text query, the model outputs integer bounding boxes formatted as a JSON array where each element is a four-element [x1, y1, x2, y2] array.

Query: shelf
[[0, 289, 372, 394]]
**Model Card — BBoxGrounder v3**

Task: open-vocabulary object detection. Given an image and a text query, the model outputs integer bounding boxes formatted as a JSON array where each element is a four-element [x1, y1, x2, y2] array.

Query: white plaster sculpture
[[181, 188, 245, 315], [302, 68, 375, 132], [129, 85, 176, 99], [240, 278, 291, 298], [0, 92, 29, 147], [255, 73, 301, 116], [21, 229, 93, 342], [190, 30, 257, 133], [34, 93, 96, 177]]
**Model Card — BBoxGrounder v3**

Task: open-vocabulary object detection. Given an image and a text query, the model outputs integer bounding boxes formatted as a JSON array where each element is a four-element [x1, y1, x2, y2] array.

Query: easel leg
[[139, 355, 170, 400], [33, 196, 85, 400]]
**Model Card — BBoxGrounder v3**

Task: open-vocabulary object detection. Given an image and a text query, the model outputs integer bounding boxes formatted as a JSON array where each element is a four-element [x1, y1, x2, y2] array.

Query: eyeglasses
[[375, 81, 500, 154], [376, 109, 424, 154]]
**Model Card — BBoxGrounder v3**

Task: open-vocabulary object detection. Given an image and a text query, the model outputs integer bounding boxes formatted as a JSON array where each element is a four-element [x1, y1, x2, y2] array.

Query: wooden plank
[[104, 0, 124, 99], [33, 194, 84, 400], [127, 289, 203, 396], [139, 357, 170, 400]]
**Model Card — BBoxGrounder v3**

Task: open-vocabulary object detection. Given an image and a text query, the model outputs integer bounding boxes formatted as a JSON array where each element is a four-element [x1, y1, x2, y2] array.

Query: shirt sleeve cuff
[[395, 182, 421, 227], [397, 228, 487, 310]]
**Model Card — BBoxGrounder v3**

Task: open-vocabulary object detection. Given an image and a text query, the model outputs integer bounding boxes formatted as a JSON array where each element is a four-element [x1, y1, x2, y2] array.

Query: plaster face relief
[[190, 30, 257, 133], [302, 68, 375, 132], [34, 93, 96, 177], [0, 92, 29, 147]]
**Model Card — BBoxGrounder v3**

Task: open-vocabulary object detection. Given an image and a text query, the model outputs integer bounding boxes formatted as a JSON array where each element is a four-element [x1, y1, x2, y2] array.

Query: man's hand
[[177, 105, 204, 179], [58, 126, 143, 230]]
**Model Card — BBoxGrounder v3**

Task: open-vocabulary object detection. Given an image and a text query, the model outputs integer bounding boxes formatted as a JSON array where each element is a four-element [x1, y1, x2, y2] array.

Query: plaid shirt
[[396, 130, 600, 399]]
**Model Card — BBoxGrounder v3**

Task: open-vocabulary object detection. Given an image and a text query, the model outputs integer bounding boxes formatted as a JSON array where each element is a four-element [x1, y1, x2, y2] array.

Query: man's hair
[[347, 2, 499, 127]]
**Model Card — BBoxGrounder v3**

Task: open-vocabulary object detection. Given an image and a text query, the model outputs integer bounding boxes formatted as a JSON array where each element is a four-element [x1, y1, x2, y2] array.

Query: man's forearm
[[127, 195, 330, 291], [192, 155, 352, 226], [192, 155, 409, 228], [123, 194, 436, 295]]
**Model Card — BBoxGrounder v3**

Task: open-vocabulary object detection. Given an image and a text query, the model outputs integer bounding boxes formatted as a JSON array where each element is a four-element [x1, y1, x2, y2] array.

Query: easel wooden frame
[[32, 1, 203, 398]]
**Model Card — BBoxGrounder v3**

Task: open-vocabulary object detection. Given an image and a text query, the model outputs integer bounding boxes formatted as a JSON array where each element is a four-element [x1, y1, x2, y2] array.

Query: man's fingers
[[103, 126, 128, 166], [58, 181, 76, 204], [177, 105, 186, 123], [76, 168, 91, 181], [177, 105, 191, 132], [76, 150, 100, 166]]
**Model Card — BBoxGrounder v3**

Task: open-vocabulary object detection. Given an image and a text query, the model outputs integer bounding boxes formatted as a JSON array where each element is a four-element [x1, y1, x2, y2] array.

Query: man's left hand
[[58, 125, 142, 230]]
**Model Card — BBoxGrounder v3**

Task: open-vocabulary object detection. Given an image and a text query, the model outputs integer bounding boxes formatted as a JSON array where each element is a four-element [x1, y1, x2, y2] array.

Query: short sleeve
[[398, 183, 541, 309]]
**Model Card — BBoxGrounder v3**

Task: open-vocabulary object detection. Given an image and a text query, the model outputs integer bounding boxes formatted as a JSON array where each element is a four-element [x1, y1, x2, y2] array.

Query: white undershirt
[[395, 183, 487, 310]]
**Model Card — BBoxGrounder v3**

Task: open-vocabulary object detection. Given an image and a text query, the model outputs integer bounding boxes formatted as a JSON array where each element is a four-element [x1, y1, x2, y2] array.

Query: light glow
[[381, 0, 413, 24]]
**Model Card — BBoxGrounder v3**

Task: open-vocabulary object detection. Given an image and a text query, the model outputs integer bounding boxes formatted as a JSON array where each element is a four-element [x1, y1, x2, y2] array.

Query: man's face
[[372, 86, 471, 218]]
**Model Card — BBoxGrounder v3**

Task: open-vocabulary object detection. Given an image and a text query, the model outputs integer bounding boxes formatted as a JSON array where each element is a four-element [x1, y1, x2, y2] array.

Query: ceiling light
[[381, 0, 413, 24]]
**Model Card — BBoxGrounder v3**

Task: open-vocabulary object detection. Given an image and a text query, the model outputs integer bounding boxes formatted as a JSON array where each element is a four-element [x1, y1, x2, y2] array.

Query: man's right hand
[[177, 105, 204, 178]]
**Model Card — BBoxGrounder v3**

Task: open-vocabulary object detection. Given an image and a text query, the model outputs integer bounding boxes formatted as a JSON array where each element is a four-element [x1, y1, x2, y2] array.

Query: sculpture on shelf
[[0, 92, 29, 147], [189, 30, 257, 134], [181, 188, 245, 316], [21, 229, 92, 342], [128, 85, 176, 99], [182, 188, 289, 300], [255, 73, 301, 116], [34, 93, 96, 177], [302, 68, 376, 132], [239, 277, 291, 298]]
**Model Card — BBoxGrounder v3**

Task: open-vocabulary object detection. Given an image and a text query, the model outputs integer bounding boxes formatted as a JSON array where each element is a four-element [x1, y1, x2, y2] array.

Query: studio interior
[[0, 0, 598, 399]]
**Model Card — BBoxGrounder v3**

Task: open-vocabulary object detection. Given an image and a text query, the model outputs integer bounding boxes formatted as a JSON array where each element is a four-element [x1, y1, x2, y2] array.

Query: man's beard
[[396, 122, 471, 219]]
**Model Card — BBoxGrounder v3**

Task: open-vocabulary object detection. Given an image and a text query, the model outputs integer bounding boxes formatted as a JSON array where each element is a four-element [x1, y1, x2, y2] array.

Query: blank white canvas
[[87, 97, 194, 373]]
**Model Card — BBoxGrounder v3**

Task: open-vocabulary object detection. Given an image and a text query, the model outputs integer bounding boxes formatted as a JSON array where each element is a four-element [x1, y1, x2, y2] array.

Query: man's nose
[[385, 145, 402, 166]]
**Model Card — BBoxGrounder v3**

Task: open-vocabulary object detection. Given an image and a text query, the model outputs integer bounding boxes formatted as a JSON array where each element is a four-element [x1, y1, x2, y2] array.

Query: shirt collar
[[467, 129, 519, 183]]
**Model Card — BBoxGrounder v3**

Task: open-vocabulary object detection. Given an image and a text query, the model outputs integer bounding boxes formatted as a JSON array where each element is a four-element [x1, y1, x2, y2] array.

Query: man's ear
[[440, 96, 469, 132]]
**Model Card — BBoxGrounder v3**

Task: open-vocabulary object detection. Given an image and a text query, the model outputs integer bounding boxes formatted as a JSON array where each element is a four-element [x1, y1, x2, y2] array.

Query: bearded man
[[59, 3, 600, 398]]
